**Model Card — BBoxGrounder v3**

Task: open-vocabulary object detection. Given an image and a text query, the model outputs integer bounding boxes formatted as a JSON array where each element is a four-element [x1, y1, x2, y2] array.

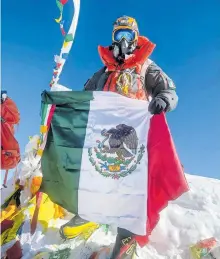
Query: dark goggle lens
[[113, 29, 136, 42]]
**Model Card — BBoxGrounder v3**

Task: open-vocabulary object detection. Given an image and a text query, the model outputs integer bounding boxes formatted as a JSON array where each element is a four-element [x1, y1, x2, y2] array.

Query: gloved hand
[[148, 97, 167, 115]]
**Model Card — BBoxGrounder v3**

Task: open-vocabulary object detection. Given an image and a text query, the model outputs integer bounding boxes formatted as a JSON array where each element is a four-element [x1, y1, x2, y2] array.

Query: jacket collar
[[98, 36, 156, 71]]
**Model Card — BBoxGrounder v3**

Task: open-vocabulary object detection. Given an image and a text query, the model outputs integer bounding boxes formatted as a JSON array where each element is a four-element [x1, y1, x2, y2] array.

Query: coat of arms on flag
[[88, 124, 145, 179]]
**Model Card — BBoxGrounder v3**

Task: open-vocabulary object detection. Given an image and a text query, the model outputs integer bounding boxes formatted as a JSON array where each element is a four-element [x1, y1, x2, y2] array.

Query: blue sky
[[2, 0, 220, 179]]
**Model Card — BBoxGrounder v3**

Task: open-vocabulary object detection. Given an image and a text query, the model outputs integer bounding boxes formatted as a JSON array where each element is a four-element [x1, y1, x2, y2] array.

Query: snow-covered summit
[[144, 173, 220, 258], [1, 173, 220, 258]]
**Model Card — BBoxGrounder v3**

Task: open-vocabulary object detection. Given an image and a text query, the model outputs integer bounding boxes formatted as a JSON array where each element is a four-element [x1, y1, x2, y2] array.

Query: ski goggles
[[112, 28, 137, 43]]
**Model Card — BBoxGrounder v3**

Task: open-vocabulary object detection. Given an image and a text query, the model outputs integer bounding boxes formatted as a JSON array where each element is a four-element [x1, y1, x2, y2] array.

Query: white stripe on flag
[[78, 92, 152, 235]]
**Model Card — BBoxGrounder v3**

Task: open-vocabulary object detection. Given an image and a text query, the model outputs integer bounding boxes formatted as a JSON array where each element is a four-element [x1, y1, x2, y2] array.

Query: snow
[[1, 173, 220, 258], [143, 174, 220, 258]]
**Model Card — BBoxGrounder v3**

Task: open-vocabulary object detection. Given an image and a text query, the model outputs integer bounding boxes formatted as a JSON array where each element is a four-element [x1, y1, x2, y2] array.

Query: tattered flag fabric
[[60, 0, 69, 4], [40, 90, 189, 246], [51, 0, 80, 87], [64, 33, 74, 42]]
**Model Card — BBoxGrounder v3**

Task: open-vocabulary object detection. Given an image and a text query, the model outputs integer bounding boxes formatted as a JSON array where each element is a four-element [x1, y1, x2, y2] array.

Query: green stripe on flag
[[40, 90, 93, 213], [40, 102, 47, 125]]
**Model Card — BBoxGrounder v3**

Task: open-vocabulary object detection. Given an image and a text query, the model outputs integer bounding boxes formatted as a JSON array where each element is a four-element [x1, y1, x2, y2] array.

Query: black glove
[[148, 97, 167, 115]]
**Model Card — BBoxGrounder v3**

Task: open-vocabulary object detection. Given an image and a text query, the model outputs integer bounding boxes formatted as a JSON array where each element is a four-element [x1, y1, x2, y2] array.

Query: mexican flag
[[40, 90, 188, 245]]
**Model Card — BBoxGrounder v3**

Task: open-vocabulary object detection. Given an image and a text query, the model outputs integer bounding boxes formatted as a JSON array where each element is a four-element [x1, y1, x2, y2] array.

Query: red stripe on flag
[[46, 105, 56, 127], [135, 113, 189, 247]]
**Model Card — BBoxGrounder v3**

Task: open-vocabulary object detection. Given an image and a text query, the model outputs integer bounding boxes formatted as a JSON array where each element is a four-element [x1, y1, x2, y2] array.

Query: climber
[[1, 90, 20, 187], [60, 15, 178, 259]]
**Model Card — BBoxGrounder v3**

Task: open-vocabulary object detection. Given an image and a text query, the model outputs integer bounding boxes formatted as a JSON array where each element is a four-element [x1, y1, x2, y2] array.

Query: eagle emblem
[[88, 124, 145, 179], [116, 68, 140, 96]]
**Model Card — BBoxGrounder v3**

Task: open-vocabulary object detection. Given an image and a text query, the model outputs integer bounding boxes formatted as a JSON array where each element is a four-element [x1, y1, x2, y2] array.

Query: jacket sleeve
[[84, 66, 107, 91], [145, 62, 178, 112]]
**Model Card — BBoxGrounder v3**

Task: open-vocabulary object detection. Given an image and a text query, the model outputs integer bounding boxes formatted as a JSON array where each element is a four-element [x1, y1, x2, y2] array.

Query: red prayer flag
[[60, 0, 68, 4]]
